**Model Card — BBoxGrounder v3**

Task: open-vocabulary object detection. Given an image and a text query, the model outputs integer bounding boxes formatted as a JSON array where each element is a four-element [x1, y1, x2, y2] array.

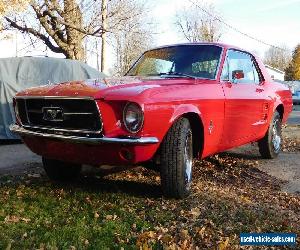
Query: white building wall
[[265, 67, 285, 81]]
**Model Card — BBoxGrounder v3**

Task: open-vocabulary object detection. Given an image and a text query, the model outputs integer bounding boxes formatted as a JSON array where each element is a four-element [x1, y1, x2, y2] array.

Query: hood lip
[[14, 95, 94, 100]]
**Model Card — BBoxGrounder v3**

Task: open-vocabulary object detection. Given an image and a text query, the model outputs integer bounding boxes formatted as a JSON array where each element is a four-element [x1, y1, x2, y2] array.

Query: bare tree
[[101, 0, 108, 72], [3, 0, 101, 60], [111, 1, 154, 76], [0, 0, 29, 33], [0, 0, 29, 16], [264, 45, 291, 71], [113, 26, 152, 76], [175, 2, 222, 42], [2, 0, 148, 62]]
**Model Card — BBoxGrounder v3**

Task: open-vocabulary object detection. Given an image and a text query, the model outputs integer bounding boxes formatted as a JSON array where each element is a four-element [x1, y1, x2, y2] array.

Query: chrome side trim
[[9, 124, 159, 145]]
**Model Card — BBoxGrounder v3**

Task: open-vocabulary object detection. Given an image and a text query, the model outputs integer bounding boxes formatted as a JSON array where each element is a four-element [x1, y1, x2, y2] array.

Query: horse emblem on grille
[[42, 107, 64, 121]]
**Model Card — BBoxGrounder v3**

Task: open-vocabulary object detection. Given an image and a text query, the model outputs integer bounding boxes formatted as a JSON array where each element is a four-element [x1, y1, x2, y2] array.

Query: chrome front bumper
[[9, 124, 159, 145]]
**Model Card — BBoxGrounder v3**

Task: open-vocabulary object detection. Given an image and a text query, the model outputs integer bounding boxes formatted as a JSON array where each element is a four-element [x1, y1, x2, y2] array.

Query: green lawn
[[0, 146, 299, 249]]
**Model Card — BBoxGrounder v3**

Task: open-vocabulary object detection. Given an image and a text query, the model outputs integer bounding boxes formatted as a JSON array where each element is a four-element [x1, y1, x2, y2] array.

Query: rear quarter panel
[[271, 82, 293, 123], [253, 55, 292, 127]]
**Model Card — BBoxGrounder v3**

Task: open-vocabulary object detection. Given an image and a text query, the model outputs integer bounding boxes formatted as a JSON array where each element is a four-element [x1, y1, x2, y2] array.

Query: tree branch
[[5, 17, 63, 54]]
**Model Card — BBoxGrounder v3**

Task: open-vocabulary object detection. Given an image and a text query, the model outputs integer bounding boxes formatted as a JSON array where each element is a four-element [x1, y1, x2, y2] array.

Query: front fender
[[143, 103, 203, 143], [170, 104, 203, 124]]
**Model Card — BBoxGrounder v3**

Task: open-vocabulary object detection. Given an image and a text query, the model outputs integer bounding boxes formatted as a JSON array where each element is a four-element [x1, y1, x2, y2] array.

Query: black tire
[[42, 157, 82, 181], [160, 117, 193, 198], [258, 111, 282, 159]]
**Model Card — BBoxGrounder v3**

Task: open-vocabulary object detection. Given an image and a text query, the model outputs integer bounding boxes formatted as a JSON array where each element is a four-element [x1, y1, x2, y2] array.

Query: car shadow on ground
[[0, 142, 284, 198], [11, 164, 164, 199], [0, 139, 22, 145], [22, 150, 269, 199], [220, 151, 262, 160], [78, 176, 162, 198]]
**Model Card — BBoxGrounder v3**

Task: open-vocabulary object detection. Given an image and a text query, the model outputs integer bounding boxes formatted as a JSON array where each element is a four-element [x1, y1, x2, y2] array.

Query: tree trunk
[[63, 0, 85, 60]]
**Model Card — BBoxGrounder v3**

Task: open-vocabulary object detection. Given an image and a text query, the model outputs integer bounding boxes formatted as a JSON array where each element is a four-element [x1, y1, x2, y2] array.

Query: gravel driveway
[[288, 111, 300, 125], [0, 142, 40, 175]]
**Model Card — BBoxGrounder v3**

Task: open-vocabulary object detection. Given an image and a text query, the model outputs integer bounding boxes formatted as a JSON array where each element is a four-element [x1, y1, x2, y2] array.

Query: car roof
[[149, 42, 245, 52]]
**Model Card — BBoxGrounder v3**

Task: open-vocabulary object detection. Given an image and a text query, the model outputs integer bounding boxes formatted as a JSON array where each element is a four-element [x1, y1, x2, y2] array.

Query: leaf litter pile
[[282, 125, 300, 152], [0, 133, 300, 249]]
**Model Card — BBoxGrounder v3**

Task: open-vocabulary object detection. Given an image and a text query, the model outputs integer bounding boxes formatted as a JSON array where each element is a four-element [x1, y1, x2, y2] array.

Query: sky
[[0, 0, 299, 73], [152, 0, 300, 57]]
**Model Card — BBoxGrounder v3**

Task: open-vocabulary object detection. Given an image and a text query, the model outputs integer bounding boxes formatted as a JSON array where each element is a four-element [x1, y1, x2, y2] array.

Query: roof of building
[[265, 65, 285, 74]]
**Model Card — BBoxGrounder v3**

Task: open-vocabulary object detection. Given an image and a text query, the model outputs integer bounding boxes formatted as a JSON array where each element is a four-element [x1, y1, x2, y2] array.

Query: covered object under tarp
[[0, 57, 105, 139]]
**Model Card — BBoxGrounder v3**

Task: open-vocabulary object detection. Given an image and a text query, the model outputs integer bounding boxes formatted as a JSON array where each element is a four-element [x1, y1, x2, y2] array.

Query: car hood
[[16, 76, 209, 100]]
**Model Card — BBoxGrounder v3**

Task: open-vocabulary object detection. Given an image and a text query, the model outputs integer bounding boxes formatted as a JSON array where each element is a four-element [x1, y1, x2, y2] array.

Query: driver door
[[220, 49, 270, 148]]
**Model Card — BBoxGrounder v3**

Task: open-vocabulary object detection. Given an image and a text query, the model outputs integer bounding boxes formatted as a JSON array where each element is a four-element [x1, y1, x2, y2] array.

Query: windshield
[[126, 45, 222, 79]]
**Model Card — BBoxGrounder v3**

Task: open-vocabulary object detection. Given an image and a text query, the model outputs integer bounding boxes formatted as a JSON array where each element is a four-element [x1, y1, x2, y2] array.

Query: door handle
[[256, 88, 264, 93]]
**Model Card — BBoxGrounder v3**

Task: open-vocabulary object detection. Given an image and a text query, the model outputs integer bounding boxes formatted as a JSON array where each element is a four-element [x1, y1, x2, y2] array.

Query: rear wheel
[[258, 111, 282, 159], [42, 157, 82, 181], [160, 117, 193, 198]]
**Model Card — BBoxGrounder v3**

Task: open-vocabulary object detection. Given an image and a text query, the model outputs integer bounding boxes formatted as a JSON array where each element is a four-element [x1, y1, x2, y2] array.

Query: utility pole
[[101, 0, 107, 73], [96, 39, 100, 71]]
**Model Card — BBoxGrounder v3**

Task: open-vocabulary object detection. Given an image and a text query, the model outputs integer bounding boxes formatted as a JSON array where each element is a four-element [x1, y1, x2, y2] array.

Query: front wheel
[[258, 111, 282, 159], [42, 157, 82, 181], [160, 117, 193, 198]]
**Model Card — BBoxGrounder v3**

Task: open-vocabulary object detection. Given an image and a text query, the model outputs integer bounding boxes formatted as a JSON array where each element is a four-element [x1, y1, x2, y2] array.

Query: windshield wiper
[[159, 72, 196, 79]]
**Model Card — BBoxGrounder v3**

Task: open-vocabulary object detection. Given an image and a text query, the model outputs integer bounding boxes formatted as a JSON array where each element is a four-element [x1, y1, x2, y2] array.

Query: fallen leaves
[[4, 215, 31, 224], [282, 126, 300, 152], [136, 231, 157, 249], [218, 237, 229, 250], [282, 137, 300, 152], [0, 125, 299, 249], [105, 214, 118, 221], [189, 207, 201, 219], [4, 215, 19, 223]]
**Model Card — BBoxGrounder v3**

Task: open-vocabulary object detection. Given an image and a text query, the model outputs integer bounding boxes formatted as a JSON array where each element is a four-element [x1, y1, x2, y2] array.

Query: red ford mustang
[[10, 43, 293, 198]]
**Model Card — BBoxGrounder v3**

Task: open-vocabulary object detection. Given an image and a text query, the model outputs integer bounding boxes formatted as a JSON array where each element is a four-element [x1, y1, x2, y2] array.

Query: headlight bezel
[[122, 102, 144, 134]]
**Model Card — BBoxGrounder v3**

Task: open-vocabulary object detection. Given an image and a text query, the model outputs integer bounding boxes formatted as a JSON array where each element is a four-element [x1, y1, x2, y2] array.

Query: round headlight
[[123, 102, 144, 133]]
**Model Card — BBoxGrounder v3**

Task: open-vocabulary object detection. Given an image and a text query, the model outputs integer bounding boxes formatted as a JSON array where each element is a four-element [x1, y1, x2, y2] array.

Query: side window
[[227, 50, 258, 84], [220, 58, 229, 81]]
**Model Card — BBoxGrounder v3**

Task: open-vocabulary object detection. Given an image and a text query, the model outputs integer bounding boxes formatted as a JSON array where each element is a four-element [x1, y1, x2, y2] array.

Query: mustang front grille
[[15, 97, 102, 135]]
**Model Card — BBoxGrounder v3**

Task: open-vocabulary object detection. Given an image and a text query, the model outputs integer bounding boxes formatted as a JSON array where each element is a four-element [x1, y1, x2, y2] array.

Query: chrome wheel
[[258, 111, 282, 159], [184, 130, 193, 190], [272, 118, 281, 153]]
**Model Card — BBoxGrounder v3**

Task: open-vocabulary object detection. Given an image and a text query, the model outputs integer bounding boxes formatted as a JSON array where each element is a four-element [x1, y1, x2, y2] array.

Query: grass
[[0, 143, 300, 249], [0, 177, 157, 249]]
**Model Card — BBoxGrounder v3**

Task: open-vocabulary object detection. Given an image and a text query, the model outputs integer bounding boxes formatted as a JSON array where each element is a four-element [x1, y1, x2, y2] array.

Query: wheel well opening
[[183, 113, 204, 158], [276, 104, 284, 120]]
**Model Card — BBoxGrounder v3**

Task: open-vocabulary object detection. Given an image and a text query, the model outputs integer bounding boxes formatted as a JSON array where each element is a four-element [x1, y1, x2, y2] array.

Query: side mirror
[[232, 70, 244, 81]]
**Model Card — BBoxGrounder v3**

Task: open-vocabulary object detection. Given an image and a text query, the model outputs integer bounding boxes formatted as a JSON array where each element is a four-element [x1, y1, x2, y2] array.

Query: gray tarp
[[0, 57, 105, 139]]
